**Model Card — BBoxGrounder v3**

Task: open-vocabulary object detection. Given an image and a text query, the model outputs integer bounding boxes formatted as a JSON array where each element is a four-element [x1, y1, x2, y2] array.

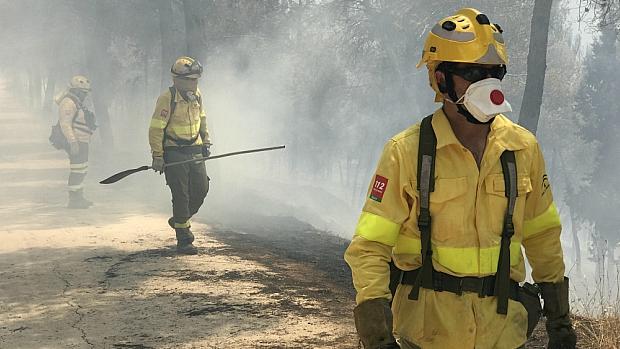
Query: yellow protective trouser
[[392, 285, 528, 349]]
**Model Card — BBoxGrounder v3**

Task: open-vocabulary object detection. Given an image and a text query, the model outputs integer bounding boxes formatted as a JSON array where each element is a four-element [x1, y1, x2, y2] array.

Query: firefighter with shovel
[[148, 56, 210, 255], [101, 55, 283, 254]]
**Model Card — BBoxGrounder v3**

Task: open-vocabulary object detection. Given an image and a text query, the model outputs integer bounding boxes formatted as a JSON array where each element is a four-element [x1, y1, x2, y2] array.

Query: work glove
[[539, 277, 577, 349], [152, 156, 165, 174], [202, 144, 211, 158], [69, 142, 80, 156], [354, 298, 399, 349]]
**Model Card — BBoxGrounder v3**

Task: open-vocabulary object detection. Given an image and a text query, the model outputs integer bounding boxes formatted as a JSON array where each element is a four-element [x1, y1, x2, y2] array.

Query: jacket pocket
[[429, 177, 468, 242], [485, 174, 532, 236]]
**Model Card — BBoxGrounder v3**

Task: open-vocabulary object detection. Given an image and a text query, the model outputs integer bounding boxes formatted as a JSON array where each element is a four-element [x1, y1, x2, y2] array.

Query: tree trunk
[[28, 68, 42, 111], [86, 0, 114, 147], [607, 243, 615, 287], [593, 230, 607, 304], [143, 52, 150, 124], [159, 0, 176, 90], [182, 0, 208, 61], [517, 0, 554, 135], [570, 208, 583, 275], [43, 73, 56, 113]]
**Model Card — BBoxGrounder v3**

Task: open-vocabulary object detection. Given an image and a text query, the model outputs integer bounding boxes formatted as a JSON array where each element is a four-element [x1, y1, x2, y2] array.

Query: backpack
[[48, 94, 97, 150], [49, 94, 82, 150]]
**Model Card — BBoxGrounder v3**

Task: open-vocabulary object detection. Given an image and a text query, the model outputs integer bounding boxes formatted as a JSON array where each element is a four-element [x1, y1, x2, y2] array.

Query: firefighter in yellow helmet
[[56, 75, 97, 209], [344, 8, 576, 349], [148, 56, 211, 255]]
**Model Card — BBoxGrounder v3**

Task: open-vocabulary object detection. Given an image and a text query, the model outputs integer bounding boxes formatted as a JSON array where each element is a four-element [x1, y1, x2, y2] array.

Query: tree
[[578, 0, 620, 28], [84, 0, 115, 147], [575, 26, 620, 295], [158, 0, 178, 90], [182, 0, 211, 61], [518, 0, 554, 134], [534, 1, 598, 277]]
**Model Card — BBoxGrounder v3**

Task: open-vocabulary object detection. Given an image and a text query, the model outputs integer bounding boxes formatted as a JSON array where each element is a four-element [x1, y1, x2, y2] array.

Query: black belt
[[400, 268, 519, 300], [164, 145, 202, 154]]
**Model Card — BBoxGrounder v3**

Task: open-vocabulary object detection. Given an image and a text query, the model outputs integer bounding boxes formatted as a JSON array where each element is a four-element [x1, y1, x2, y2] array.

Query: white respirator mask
[[454, 78, 512, 123]]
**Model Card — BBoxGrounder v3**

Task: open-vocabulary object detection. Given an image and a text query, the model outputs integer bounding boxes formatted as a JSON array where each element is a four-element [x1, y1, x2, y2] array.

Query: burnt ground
[[210, 214, 354, 295]]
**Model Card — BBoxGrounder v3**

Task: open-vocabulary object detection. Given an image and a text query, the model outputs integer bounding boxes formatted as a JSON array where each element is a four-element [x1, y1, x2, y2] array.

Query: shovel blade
[[99, 166, 151, 184]]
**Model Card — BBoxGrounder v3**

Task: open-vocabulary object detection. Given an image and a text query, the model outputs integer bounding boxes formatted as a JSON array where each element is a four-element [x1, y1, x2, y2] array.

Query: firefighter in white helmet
[[56, 75, 97, 209], [345, 8, 576, 349], [148, 56, 211, 255]]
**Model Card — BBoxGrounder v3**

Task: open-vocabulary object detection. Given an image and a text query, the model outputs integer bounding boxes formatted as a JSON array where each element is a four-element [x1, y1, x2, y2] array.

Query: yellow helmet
[[417, 8, 507, 101], [69, 75, 91, 91], [171, 56, 203, 79]]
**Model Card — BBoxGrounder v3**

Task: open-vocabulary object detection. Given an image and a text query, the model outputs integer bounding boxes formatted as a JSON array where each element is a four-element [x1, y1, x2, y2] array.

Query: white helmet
[[69, 75, 91, 91]]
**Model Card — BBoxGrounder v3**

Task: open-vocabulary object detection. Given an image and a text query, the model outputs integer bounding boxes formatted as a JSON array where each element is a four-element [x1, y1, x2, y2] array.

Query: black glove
[[202, 144, 211, 158], [354, 298, 399, 349], [539, 277, 577, 349], [152, 156, 165, 174]]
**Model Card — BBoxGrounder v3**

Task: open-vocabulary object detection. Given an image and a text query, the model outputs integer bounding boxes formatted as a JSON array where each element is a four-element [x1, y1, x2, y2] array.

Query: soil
[[0, 81, 358, 349]]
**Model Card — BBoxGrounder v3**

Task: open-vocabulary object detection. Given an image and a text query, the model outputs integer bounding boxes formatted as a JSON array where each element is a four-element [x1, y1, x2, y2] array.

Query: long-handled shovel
[[99, 145, 285, 184]]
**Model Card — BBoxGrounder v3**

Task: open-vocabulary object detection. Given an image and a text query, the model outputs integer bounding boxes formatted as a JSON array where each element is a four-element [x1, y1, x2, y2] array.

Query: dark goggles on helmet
[[172, 59, 203, 78], [441, 63, 507, 82]]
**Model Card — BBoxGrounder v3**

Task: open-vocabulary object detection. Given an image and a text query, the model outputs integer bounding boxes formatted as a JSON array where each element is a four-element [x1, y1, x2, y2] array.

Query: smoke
[[0, 0, 618, 311]]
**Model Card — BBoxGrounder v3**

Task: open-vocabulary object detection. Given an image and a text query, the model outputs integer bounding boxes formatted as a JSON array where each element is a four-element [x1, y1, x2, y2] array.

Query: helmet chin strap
[[444, 71, 494, 125]]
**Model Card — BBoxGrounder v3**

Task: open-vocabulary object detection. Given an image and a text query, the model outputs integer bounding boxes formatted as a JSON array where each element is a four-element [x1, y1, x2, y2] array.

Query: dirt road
[[0, 82, 357, 348]]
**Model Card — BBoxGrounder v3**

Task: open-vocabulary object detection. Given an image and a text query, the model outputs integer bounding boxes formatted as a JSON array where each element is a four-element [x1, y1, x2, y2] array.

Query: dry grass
[[527, 312, 620, 348], [566, 265, 620, 348], [573, 312, 620, 349]]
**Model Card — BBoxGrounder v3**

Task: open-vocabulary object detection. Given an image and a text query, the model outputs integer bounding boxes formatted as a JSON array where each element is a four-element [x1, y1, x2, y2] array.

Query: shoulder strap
[[64, 94, 83, 110], [61, 94, 82, 123], [162, 87, 177, 147], [168, 86, 177, 116], [495, 150, 517, 314], [408, 114, 436, 301]]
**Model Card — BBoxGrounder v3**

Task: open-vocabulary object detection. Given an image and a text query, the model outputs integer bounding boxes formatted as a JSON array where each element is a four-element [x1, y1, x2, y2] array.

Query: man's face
[[71, 88, 89, 101], [173, 77, 199, 92], [435, 63, 506, 100]]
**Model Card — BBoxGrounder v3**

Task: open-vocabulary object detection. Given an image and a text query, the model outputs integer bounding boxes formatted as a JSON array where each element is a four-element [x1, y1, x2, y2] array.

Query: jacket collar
[[431, 109, 528, 151], [172, 87, 202, 103]]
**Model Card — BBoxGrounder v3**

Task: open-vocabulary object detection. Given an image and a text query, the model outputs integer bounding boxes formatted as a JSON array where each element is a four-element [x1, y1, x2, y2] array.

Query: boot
[[68, 190, 91, 209], [80, 190, 94, 207], [175, 228, 197, 255], [169, 218, 194, 243]]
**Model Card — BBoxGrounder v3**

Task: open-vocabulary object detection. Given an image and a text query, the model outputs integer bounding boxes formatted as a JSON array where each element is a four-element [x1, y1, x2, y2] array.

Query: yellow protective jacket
[[148, 88, 210, 157], [344, 108, 565, 347], [57, 94, 92, 144]]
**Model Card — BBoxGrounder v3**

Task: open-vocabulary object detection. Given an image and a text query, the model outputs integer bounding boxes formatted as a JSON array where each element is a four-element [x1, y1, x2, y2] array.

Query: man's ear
[[435, 70, 447, 93]]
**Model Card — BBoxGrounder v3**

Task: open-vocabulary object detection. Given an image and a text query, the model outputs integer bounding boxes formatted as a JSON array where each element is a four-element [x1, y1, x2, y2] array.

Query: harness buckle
[[418, 210, 431, 229]]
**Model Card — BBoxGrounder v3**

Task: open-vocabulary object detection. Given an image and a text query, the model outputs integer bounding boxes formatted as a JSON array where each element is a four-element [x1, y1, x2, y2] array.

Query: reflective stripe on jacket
[[344, 108, 565, 305], [149, 88, 210, 157]]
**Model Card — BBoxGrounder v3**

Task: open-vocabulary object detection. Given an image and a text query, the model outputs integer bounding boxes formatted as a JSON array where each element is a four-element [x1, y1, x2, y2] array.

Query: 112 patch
[[370, 175, 388, 202]]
